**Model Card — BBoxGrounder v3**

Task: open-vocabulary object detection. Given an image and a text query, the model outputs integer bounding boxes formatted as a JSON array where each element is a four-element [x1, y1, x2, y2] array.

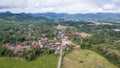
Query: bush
[[0, 46, 15, 57]]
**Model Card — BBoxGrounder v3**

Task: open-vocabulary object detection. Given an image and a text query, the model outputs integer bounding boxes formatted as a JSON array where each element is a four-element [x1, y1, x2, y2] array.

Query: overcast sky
[[0, 0, 120, 14]]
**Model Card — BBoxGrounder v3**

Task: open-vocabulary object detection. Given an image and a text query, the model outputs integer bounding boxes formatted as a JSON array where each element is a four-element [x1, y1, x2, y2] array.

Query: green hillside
[[63, 49, 118, 68]]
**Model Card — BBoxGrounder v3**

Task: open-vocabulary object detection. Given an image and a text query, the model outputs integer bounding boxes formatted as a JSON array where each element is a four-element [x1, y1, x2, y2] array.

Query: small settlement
[[5, 30, 71, 55]]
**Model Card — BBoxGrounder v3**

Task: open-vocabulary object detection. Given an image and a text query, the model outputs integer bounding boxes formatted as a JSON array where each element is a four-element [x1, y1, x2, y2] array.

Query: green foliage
[[19, 48, 43, 61], [1, 13, 120, 67], [81, 42, 92, 49], [69, 28, 120, 67], [93, 45, 120, 67], [0, 46, 15, 57]]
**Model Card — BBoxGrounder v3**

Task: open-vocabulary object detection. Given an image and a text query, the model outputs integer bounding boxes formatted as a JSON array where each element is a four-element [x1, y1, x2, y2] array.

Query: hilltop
[[63, 49, 118, 68]]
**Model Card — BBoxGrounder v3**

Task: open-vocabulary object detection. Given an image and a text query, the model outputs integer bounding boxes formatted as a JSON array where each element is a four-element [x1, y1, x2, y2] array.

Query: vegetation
[[62, 50, 118, 68], [69, 26, 120, 67], [0, 54, 58, 68], [0, 46, 15, 57], [0, 13, 120, 68]]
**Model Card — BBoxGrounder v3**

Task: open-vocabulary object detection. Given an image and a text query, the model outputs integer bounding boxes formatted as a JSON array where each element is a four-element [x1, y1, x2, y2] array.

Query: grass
[[80, 32, 92, 38], [62, 49, 118, 68], [0, 54, 58, 68]]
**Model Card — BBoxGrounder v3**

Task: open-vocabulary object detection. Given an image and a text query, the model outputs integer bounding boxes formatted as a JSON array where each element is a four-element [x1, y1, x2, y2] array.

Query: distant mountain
[[0, 11, 47, 21], [0, 11, 120, 20], [31, 12, 120, 20]]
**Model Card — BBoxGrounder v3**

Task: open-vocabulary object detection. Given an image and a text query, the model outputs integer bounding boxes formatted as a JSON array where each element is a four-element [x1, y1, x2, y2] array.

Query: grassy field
[[0, 54, 58, 68], [62, 49, 118, 68], [80, 32, 92, 38]]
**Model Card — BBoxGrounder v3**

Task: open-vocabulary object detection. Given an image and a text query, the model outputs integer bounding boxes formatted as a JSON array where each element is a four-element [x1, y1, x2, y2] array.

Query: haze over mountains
[[0, 11, 120, 20]]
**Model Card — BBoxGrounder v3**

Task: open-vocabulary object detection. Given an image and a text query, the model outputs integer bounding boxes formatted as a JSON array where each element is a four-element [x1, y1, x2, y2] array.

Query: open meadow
[[62, 49, 118, 68], [0, 54, 58, 68]]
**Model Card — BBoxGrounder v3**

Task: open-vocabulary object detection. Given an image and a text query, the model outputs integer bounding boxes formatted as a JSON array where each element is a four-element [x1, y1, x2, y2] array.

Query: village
[[5, 27, 71, 55]]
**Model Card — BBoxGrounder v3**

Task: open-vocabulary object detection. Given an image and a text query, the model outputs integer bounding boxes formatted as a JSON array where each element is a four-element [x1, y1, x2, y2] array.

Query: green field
[[0, 54, 58, 68], [63, 49, 118, 68]]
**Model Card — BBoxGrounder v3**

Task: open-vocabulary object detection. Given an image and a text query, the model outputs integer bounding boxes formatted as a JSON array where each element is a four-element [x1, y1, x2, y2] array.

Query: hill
[[62, 49, 118, 68], [0, 11, 47, 21]]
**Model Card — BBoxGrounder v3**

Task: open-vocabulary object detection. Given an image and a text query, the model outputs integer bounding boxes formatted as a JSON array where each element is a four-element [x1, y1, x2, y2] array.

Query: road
[[57, 42, 63, 68]]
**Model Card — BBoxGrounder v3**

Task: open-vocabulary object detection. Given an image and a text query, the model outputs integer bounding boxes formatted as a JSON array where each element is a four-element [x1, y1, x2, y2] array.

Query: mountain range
[[0, 11, 120, 20]]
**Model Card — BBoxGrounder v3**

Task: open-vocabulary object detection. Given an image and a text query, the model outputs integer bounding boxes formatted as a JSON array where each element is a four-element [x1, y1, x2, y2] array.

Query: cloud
[[0, 6, 11, 9], [0, 0, 120, 13], [102, 4, 116, 10]]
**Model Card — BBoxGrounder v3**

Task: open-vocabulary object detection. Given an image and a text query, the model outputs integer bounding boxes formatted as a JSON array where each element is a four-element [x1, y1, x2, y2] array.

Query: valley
[[0, 12, 120, 68]]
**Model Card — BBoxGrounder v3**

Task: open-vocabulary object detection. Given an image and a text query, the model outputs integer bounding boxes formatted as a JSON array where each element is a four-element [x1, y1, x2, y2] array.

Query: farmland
[[0, 54, 58, 68]]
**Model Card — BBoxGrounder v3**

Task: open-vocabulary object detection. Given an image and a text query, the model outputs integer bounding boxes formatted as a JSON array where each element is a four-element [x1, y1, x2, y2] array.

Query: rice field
[[0, 54, 58, 68]]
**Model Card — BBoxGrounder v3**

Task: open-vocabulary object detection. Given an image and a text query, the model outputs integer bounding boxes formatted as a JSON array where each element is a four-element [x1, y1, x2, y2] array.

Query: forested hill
[[0, 11, 47, 21], [1, 11, 120, 20]]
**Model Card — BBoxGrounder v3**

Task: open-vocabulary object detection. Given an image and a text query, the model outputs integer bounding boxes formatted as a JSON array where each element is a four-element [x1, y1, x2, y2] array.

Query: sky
[[0, 0, 120, 14]]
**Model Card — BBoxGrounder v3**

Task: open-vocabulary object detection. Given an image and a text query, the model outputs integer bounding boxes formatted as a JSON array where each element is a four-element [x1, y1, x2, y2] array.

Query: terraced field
[[0, 54, 58, 68], [62, 49, 118, 68]]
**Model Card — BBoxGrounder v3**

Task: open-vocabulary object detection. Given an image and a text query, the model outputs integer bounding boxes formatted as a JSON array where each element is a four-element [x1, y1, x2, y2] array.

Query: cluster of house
[[5, 34, 48, 53], [49, 30, 70, 54], [49, 36, 70, 54], [57, 31, 65, 39], [5, 32, 70, 54]]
